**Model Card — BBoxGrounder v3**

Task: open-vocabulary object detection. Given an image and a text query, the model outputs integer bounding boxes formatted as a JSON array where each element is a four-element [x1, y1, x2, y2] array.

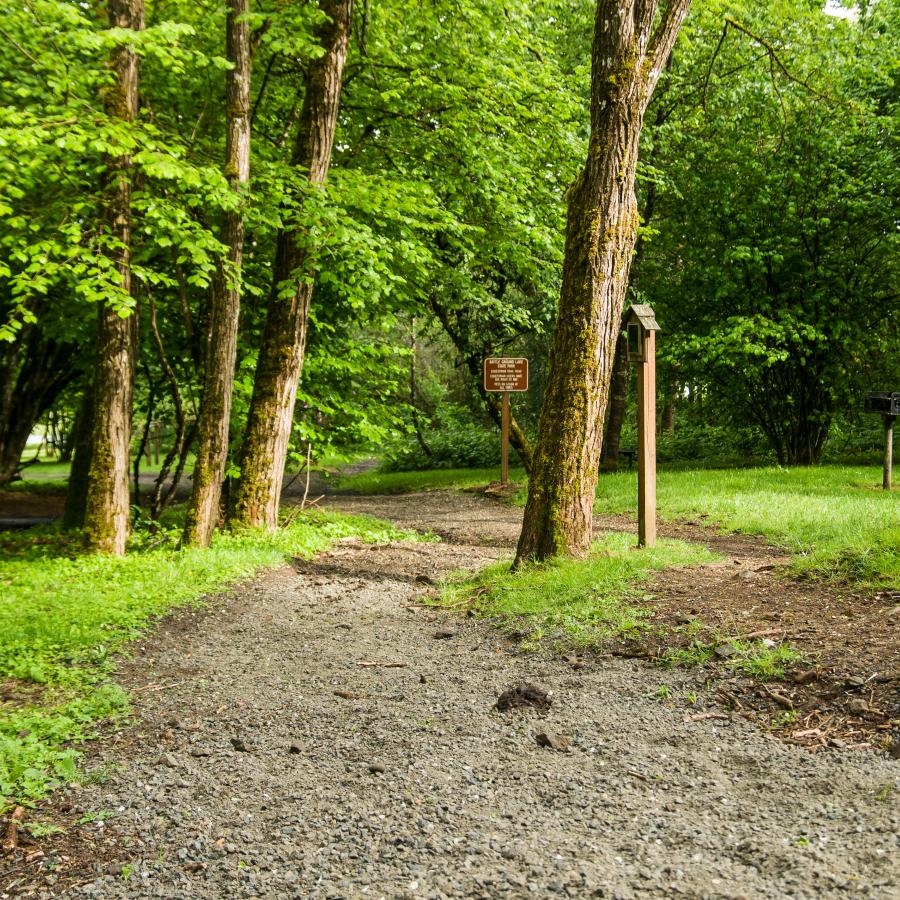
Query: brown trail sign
[[484, 358, 528, 485]]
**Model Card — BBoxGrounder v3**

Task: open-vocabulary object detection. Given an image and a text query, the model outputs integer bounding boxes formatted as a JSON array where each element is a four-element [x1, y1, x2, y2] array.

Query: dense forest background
[[1, 0, 898, 541]]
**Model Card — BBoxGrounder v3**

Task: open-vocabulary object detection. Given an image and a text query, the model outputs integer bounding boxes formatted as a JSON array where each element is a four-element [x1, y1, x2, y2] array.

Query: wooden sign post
[[884, 416, 895, 491], [484, 357, 529, 485], [863, 393, 900, 491], [624, 305, 660, 547]]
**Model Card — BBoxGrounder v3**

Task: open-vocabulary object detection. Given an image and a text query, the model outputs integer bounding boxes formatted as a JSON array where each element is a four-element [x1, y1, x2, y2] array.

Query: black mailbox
[[864, 392, 900, 416]]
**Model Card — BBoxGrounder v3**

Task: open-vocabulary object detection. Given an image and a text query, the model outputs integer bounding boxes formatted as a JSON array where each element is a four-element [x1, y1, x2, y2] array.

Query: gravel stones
[[49, 491, 900, 900]]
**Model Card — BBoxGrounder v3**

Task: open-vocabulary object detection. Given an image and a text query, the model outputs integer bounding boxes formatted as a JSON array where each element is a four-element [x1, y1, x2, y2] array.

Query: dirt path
[[4, 492, 899, 899]]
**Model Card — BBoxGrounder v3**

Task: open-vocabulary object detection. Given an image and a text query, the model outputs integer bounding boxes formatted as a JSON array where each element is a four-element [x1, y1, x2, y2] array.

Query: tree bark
[[601, 334, 629, 471], [83, 0, 143, 554], [183, 0, 252, 547], [63, 383, 94, 529], [229, 0, 353, 529], [516, 0, 690, 564]]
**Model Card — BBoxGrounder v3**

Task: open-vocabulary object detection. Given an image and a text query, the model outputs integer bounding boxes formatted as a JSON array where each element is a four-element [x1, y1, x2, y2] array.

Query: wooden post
[[884, 415, 894, 491], [501, 391, 510, 485], [637, 330, 657, 547]]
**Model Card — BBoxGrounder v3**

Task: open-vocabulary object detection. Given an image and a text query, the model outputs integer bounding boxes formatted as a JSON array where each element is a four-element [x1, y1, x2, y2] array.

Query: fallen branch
[[356, 661, 407, 668], [763, 686, 794, 710], [686, 712, 730, 722], [2, 806, 25, 852]]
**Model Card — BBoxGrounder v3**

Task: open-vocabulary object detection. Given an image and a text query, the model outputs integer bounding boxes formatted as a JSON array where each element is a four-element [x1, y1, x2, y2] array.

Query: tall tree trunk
[[83, 0, 143, 554], [601, 334, 629, 472], [183, 0, 252, 547], [516, 0, 690, 564], [63, 383, 95, 529], [229, 0, 353, 528], [661, 378, 677, 432]]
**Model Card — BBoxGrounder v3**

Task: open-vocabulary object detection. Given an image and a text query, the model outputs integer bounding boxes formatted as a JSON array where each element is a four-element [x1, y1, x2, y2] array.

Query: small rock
[[230, 737, 251, 752], [191, 747, 211, 758], [159, 753, 179, 769], [535, 731, 571, 752], [368, 761, 386, 774]]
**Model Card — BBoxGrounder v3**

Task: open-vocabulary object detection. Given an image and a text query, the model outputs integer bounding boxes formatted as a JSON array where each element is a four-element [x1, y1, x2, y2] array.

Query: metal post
[[884, 415, 894, 491], [637, 331, 657, 547], [501, 391, 510, 485]]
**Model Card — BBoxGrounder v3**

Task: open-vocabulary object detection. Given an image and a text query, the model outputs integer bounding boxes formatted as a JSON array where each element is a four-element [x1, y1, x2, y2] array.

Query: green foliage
[[652, 423, 773, 467], [640, 0, 900, 464], [662, 638, 803, 680], [434, 532, 718, 648], [0, 509, 417, 807], [383, 404, 503, 471]]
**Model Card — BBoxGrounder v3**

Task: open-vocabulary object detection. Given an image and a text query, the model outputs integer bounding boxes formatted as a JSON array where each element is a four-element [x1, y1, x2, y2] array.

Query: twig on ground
[[687, 711, 730, 722], [356, 661, 407, 668], [2, 806, 25, 852]]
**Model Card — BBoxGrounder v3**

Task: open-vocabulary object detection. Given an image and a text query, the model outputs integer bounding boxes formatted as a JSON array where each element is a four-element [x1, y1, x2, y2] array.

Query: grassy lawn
[[336, 466, 528, 494], [595, 465, 899, 586], [336, 462, 898, 586], [435, 532, 718, 648], [0, 510, 417, 809]]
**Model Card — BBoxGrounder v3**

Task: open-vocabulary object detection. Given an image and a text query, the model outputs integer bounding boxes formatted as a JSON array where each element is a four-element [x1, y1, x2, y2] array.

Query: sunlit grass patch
[[335, 466, 527, 494], [434, 532, 719, 648], [594, 465, 898, 587], [0, 509, 419, 808]]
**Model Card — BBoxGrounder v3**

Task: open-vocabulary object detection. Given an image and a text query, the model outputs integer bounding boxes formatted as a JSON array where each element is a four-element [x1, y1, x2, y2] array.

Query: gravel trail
[[50, 493, 899, 898]]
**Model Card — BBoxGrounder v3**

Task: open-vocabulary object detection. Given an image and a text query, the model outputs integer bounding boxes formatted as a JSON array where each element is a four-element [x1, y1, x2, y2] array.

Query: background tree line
[[1, 0, 896, 554]]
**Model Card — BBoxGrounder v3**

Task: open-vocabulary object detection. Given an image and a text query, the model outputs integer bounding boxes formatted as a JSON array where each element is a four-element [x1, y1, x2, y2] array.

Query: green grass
[[661, 637, 804, 679], [434, 532, 718, 648], [335, 466, 528, 494], [0, 509, 418, 808], [593, 465, 899, 586]]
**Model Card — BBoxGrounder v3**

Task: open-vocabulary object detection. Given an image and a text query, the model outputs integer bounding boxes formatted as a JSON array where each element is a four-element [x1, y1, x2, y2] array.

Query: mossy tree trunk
[[515, 0, 690, 564], [183, 0, 252, 547], [229, 0, 353, 529], [601, 334, 629, 472], [83, 0, 144, 554]]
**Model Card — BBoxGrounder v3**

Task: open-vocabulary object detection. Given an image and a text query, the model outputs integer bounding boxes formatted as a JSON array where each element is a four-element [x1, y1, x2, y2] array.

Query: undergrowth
[[0, 509, 417, 809], [433, 532, 718, 648], [662, 636, 804, 679]]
